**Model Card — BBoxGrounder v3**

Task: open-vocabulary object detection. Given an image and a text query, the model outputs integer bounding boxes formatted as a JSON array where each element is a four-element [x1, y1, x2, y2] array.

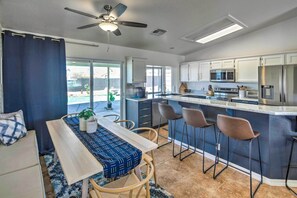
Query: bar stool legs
[[157, 116, 172, 148], [179, 123, 217, 174], [179, 122, 194, 160], [213, 133, 263, 198], [285, 138, 297, 196], [202, 125, 218, 174]]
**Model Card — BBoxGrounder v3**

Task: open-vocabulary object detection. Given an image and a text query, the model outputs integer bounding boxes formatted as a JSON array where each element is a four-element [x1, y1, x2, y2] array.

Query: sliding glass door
[[66, 60, 121, 116]]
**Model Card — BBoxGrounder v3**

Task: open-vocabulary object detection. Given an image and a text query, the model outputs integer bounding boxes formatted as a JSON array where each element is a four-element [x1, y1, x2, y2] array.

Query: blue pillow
[[0, 113, 27, 146]]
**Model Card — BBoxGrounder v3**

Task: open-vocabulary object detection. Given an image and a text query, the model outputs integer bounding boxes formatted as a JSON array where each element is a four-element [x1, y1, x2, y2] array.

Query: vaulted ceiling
[[1, 0, 297, 55]]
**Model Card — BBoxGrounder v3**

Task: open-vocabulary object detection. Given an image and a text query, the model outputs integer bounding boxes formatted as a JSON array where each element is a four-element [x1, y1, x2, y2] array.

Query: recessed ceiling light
[[196, 24, 243, 44], [170, 47, 175, 49]]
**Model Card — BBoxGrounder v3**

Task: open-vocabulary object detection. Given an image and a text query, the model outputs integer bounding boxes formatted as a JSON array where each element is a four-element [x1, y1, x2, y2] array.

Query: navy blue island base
[[167, 100, 297, 180]]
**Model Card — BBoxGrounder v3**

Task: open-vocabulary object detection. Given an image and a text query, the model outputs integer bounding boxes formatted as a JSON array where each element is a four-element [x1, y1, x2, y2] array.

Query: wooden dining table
[[46, 116, 158, 198]]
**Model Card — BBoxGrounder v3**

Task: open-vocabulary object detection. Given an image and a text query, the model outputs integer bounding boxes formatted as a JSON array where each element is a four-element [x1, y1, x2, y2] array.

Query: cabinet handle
[[140, 114, 150, 118], [140, 121, 150, 126], [140, 108, 150, 111]]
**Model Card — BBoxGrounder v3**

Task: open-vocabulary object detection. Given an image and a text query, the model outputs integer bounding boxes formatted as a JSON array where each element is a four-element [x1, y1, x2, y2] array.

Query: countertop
[[163, 95, 297, 116]]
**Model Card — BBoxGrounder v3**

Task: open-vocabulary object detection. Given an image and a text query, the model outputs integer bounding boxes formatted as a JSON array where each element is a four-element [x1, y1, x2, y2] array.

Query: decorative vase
[[79, 116, 94, 131], [87, 119, 98, 133], [79, 118, 87, 131]]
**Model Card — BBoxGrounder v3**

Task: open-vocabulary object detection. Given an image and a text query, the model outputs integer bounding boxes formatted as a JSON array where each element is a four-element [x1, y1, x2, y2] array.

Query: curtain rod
[[1, 31, 99, 47], [65, 41, 99, 47]]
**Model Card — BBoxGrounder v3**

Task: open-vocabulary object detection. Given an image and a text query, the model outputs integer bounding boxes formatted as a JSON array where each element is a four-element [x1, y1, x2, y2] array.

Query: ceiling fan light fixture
[[99, 22, 118, 32]]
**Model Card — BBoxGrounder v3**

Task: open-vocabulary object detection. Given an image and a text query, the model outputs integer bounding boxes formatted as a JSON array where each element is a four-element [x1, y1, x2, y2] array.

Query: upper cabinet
[[180, 63, 189, 82], [199, 61, 210, 81], [127, 57, 146, 84], [286, 53, 297, 64], [180, 61, 210, 82], [235, 57, 260, 82], [260, 54, 284, 66], [188, 62, 199, 82], [210, 59, 234, 69]]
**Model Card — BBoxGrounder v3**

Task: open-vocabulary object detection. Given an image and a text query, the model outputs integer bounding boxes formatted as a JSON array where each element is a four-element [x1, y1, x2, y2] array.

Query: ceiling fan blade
[[113, 29, 122, 36], [77, 23, 100, 29], [65, 7, 99, 19], [109, 3, 127, 19], [118, 21, 147, 28]]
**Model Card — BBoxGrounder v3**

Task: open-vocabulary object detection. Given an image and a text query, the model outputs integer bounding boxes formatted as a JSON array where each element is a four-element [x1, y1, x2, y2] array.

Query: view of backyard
[[66, 61, 121, 116]]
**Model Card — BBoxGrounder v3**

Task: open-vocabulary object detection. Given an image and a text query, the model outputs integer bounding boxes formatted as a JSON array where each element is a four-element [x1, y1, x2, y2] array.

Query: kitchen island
[[162, 95, 297, 182]]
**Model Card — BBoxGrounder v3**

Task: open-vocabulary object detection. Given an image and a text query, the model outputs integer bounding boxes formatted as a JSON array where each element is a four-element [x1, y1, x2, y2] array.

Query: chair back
[[90, 154, 154, 198], [158, 103, 179, 120], [132, 127, 158, 143], [217, 114, 256, 140], [102, 114, 120, 122], [115, 120, 135, 130], [182, 108, 208, 128], [61, 113, 79, 119]]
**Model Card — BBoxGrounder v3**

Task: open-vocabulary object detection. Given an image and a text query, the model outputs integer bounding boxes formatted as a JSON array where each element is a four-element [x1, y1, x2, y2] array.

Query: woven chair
[[60, 113, 79, 119], [115, 120, 135, 130], [89, 154, 154, 198], [131, 127, 158, 186], [103, 114, 120, 122]]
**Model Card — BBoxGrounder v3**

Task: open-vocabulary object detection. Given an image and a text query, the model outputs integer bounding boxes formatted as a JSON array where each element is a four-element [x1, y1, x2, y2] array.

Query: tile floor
[[41, 126, 296, 198]]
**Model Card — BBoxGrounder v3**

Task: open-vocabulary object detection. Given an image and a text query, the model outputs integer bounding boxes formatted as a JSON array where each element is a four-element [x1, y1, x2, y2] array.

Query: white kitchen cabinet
[[210, 61, 222, 70], [180, 63, 189, 82], [199, 61, 210, 81], [188, 62, 199, 81], [222, 59, 235, 68], [210, 59, 234, 69], [286, 53, 297, 64], [235, 57, 260, 82], [260, 54, 284, 66], [126, 57, 146, 83]]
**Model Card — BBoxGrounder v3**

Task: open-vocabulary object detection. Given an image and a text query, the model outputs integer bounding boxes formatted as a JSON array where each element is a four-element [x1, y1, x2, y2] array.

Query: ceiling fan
[[65, 3, 147, 36]]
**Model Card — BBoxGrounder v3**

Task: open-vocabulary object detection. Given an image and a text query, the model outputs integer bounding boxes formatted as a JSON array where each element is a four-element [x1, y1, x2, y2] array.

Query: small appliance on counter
[[133, 87, 146, 98], [238, 85, 247, 99]]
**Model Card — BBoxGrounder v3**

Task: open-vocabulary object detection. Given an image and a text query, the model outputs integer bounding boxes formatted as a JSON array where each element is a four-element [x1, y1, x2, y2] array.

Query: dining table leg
[[81, 178, 89, 198]]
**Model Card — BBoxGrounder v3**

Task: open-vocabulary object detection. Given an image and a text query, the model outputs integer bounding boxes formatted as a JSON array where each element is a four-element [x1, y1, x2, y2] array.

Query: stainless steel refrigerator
[[259, 65, 297, 106]]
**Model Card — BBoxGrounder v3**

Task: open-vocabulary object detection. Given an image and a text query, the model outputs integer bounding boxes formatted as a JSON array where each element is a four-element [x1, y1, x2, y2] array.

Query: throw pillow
[[0, 110, 25, 122], [0, 113, 27, 146]]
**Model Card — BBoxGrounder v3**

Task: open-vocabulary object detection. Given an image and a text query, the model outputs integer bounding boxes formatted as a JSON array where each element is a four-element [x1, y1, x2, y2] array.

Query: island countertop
[[162, 95, 297, 116]]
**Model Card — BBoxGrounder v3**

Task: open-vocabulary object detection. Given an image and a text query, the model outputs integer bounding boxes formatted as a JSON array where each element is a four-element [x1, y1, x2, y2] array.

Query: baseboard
[[169, 138, 297, 187]]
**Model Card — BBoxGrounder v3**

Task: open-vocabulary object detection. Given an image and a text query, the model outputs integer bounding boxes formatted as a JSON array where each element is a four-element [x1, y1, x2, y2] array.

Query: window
[[146, 65, 172, 94]]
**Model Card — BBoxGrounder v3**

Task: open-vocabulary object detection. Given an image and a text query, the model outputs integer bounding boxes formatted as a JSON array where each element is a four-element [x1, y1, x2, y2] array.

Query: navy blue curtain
[[2, 31, 67, 154]]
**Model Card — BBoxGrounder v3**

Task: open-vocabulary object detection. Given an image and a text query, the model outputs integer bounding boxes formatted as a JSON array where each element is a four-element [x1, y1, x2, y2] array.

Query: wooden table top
[[46, 117, 158, 185]]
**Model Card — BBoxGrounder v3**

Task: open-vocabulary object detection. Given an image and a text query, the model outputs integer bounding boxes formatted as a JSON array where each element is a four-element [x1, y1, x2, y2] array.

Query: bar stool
[[157, 103, 185, 157], [181, 108, 217, 174], [213, 114, 263, 198], [285, 131, 297, 196]]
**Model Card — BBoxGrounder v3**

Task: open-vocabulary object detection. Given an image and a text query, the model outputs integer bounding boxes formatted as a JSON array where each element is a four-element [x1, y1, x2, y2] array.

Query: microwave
[[210, 69, 235, 82]]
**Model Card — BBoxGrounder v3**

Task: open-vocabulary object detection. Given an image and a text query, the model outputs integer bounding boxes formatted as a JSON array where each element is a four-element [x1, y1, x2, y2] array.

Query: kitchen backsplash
[[187, 82, 258, 94]]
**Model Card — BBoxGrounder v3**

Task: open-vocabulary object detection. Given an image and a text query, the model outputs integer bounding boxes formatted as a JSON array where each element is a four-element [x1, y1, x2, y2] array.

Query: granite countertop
[[163, 95, 297, 116], [126, 94, 164, 102], [231, 97, 259, 102]]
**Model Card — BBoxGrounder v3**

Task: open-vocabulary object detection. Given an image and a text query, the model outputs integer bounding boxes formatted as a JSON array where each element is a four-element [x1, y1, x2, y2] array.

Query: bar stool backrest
[[217, 114, 256, 140], [158, 103, 179, 120], [182, 108, 208, 128]]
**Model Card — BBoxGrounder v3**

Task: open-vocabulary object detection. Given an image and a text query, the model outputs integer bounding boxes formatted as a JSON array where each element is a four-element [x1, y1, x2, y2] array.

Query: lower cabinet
[[126, 99, 152, 129]]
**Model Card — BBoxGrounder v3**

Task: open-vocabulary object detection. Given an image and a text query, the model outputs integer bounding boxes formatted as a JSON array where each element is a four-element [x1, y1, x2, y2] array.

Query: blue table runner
[[63, 117, 142, 178]]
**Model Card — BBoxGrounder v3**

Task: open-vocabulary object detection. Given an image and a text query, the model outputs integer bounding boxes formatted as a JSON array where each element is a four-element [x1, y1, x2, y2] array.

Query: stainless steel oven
[[210, 69, 235, 82]]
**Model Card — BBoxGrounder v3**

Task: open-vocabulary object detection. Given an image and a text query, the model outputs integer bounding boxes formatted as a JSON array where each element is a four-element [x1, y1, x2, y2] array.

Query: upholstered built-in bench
[[0, 130, 45, 198]]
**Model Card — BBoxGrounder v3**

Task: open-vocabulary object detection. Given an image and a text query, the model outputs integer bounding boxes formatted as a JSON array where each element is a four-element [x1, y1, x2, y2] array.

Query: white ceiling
[[1, 0, 297, 55]]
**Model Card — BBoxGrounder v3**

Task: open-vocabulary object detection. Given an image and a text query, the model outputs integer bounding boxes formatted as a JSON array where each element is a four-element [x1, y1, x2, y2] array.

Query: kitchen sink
[[182, 94, 207, 99]]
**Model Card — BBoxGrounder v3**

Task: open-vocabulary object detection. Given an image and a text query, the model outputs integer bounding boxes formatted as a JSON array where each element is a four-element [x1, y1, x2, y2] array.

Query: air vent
[[150, 29, 167, 36], [181, 15, 247, 43]]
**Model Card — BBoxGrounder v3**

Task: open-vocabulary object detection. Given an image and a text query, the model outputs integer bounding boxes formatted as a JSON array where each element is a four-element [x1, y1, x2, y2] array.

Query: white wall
[[66, 41, 184, 92], [185, 15, 297, 61]]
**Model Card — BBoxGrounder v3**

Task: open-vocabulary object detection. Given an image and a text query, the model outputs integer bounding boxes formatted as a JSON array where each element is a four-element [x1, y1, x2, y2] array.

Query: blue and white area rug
[[44, 152, 174, 198]]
